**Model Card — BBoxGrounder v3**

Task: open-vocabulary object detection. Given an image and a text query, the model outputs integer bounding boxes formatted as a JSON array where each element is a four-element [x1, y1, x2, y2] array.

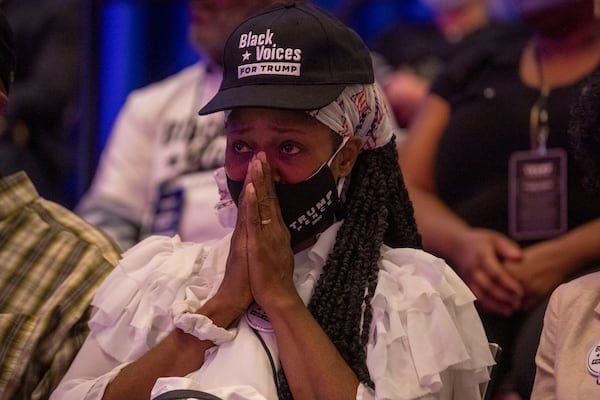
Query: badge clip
[[245, 302, 273, 333], [587, 343, 600, 384]]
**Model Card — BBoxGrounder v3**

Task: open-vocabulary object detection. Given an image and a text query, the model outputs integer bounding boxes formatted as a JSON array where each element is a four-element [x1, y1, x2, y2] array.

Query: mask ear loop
[[336, 176, 346, 197], [329, 135, 351, 197]]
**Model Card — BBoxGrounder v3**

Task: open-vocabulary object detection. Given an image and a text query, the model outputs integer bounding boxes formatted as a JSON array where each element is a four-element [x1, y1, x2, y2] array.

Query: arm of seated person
[[399, 94, 524, 315], [262, 295, 361, 400], [53, 296, 242, 400], [104, 310, 234, 400]]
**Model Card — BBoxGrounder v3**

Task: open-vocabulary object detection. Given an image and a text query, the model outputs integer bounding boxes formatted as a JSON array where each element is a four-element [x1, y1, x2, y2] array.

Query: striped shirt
[[0, 172, 121, 399]]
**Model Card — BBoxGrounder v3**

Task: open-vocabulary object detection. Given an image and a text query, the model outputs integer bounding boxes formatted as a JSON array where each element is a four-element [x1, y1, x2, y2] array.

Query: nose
[[256, 151, 282, 183]]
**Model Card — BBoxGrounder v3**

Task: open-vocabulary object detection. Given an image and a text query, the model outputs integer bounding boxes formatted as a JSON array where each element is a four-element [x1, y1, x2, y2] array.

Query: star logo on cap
[[242, 51, 251, 61]]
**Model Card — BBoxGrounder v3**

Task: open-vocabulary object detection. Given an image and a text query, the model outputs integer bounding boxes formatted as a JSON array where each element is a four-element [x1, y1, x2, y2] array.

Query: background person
[[530, 68, 600, 400], [76, 0, 279, 251], [371, 0, 527, 128], [52, 3, 494, 399], [0, 0, 82, 208], [0, 10, 121, 399], [398, 0, 600, 398]]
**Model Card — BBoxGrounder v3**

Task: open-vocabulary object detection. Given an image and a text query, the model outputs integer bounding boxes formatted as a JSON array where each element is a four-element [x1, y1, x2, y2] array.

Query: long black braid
[[277, 136, 422, 398], [569, 69, 600, 192]]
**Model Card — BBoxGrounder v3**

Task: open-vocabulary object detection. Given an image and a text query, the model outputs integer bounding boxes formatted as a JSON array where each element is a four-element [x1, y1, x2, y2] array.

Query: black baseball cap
[[198, 1, 374, 115]]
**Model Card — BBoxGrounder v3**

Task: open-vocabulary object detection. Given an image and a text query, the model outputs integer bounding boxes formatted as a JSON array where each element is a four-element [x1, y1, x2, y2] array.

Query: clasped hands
[[215, 152, 297, 321], [454, 228, 569, 316]]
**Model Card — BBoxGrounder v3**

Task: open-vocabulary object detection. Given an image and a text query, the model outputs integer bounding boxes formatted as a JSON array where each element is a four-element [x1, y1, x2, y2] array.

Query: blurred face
[[433, 0, 489, 40], [225, 108, 339, 184], [514, 0, 594, 38], [188, 0, 273, 65]]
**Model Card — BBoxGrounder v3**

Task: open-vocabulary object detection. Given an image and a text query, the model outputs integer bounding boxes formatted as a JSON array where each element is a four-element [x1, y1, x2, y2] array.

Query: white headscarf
[[308, 83, 397, 151]]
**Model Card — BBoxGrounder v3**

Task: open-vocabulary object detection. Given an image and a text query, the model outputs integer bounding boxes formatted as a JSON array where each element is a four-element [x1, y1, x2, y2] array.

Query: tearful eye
[[232, 141, 252, 153], [280, 143, 300, 155]]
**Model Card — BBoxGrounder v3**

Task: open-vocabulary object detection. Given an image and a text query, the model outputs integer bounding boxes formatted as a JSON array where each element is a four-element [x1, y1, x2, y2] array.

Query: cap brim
[[198, 83, 347, 115]]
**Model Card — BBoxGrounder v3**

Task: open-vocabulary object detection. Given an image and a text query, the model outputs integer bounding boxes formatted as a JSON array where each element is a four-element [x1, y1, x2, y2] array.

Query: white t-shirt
[[51, 222, 494, 400], [77, 62, 232, 250]]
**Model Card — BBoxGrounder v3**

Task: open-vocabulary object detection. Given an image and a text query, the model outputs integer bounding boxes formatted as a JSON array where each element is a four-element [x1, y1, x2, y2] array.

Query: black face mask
[[226, 162, 341, 249]]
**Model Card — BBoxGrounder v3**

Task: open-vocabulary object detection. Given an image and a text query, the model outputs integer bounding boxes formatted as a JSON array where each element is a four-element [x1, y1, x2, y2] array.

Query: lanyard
[[529, 41, 551, 155], [251, 327, 280, 391]]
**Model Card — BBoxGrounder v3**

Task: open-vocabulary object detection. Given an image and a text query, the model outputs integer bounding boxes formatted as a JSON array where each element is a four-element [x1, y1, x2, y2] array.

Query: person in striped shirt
[[0, 10, 122, 399]]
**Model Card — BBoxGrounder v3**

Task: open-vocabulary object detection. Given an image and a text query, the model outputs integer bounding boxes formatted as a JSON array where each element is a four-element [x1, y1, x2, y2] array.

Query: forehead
[[226, 108, 328, 131], [225, 107, 340, 149]]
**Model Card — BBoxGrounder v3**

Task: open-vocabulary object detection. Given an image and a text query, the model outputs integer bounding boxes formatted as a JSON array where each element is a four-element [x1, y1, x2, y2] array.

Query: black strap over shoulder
[[153, 389, 223, 400]]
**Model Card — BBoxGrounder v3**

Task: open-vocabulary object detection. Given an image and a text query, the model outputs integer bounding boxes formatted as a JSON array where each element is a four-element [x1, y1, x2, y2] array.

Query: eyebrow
[[226, 120, 314, 136]]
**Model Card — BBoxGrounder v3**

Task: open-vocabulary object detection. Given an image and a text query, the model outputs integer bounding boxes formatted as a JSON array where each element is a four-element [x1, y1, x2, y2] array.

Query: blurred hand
[[505, 240, 570, 310], [382, 69, 429, 127]]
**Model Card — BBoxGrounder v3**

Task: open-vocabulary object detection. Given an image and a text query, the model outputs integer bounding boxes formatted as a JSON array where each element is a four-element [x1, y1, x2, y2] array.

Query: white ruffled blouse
[[50, 222, 494, 400]]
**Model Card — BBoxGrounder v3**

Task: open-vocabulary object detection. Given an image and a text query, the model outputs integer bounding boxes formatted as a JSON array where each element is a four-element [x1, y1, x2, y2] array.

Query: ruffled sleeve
[[366, 248, 494, 400], [89, 235, 220, 362]]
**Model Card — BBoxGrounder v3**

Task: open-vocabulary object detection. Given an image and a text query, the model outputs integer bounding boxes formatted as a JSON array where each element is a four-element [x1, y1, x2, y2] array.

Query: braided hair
[[569, 69, 600, 192], [277, 135, 422, 398]]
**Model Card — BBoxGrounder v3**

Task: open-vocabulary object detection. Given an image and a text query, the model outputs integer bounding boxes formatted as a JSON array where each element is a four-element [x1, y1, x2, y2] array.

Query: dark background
[[79, 0, 436, 203]]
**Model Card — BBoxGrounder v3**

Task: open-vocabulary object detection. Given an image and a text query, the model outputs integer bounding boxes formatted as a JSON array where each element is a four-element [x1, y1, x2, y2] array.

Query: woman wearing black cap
[[52, 3, 494, 400]]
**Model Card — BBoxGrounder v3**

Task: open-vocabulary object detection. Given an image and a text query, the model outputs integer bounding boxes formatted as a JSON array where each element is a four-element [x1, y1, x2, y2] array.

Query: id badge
[[151, 184, 184, 236], [508, 148, 567, 241]]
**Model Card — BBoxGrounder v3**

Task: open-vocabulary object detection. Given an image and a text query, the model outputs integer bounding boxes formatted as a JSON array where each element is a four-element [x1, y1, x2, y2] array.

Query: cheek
[[275, 160, 325, 184], [225, 165, 247, 181], [225, 150, 250, 181], [276, 169, 305, 184], [226, 159, 317, 184]]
